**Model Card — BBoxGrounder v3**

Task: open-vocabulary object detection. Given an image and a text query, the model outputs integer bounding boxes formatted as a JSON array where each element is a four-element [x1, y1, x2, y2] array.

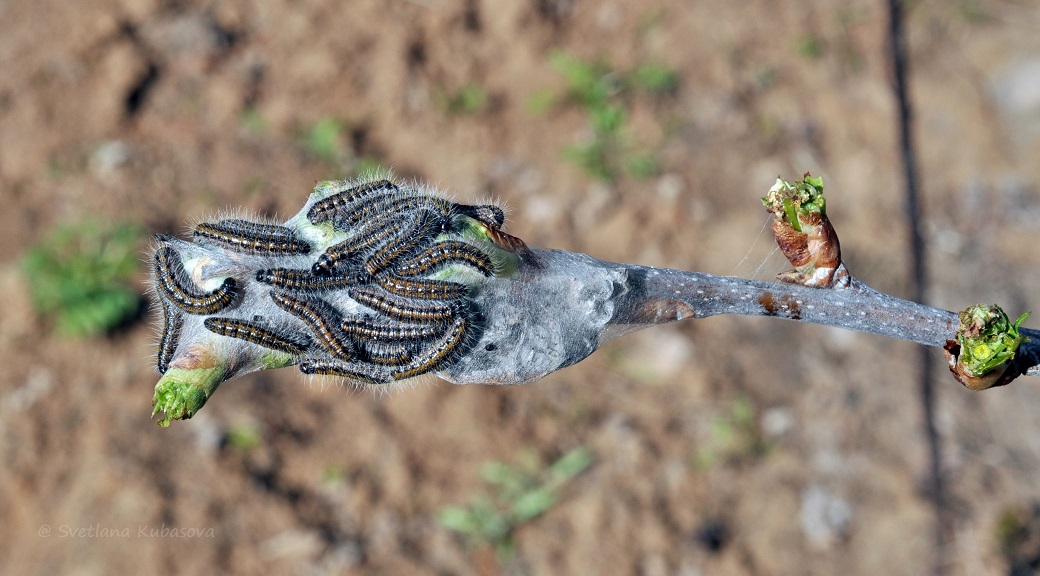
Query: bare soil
[[2, 1, 1040, 574]]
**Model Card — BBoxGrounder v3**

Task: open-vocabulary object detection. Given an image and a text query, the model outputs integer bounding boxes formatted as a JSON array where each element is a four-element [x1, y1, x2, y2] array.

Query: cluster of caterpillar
[[152, 177, 512, 386]]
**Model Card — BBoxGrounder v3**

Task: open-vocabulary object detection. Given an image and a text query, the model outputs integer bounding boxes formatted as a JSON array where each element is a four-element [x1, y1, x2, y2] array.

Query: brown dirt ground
[[2, 1, 1040, 574]]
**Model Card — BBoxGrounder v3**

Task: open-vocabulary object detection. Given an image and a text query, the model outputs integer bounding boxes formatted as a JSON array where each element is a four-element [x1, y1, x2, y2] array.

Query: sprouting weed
[[303, 116, 346, 164], [547, 50, 675, 182], [693, 396, 771, 469], [22, 220, 143, 337], [438, 447, 593, 559], [434, 84, 488, 115]]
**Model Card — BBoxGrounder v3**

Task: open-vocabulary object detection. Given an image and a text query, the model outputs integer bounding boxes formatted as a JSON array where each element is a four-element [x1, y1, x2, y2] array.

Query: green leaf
[[305, 117, 345, 163], [438, 506, 478, 535], [782, 197, 801, 233], [630, 64, 678, 93], [240, 108, 267, 135], [436, 84, 488, 116], [589, 103, 625, 135], [563, 141, 615, 182], [549, 447, 593, 481], [550, 51, 600, 102], [526, 89, 558, 115], [226, 423, 262, 452], [625, 153, 659, 180], [481, 461, 520, 486], [730, 396, 755, 426], [802, 175, 824, 190], [469, 497, 511, 542], [511, 488, 556, 522], [796, 35, 824, 59], [451, 84, 487, 114]]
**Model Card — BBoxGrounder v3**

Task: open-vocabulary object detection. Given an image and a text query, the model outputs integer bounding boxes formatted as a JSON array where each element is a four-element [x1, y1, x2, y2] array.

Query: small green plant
[[303, 116, 346, 164], [693, 396, 770, 469], [435, 84, 488, 115], [629, 63, 678, 93], [21, 220, 143, 337], [439, 446, 593, 559], [321, 463, 346, 486], [240, 108, 267, 136], [224, 422, 262, 452], [545, 51, 676, 182], [797, 34, 825, 59]]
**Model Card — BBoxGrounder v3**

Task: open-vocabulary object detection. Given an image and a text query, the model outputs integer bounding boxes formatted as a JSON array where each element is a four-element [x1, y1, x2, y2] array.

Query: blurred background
[[2, 0, 1040, 574]]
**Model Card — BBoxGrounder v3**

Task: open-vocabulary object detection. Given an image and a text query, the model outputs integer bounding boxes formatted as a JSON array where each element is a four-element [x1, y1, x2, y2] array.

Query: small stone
[[760, 406, 795, 439], [799, 484, 852, 549], [90, 140, 130, 177]]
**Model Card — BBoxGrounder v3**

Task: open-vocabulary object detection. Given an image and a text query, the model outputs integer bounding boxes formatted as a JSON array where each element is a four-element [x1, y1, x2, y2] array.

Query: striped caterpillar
[[193, 219, 312, 256], [269, 292, 354, 361], [204, 316, 311, 356], [154, 245, 238, 315]]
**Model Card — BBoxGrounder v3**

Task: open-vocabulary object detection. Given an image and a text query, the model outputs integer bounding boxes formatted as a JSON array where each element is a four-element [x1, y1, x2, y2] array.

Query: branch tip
[[151, 365, 226, 427], [944, 304, 1031, 391]]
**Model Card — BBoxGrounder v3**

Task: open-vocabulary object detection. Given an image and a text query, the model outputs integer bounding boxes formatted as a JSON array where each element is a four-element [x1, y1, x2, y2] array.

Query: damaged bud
[[151, 344, 229, 427], [943, 304, 1031, 391], [761, 173, 847, 288]]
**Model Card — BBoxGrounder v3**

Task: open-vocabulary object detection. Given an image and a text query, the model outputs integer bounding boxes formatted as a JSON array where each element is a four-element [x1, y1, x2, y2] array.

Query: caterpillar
[[390, 309, 469, 380], [348, 285, 459, 325], [311, 211, 418, 276], [256, 268, 365, 292], [457, 204, 506, 230], [157, 300, 183, 374], [306, 179, 399, 225], [340, 316, 442, 343], [360, 340, 414, 366], [338, 192, 456, 229], [363, 209, 446, 276], [373, 274, 469, 301], [193, 219, 312, 256], [306, 177, 505, 234], [298, 357, 393, 385], [203, 316, 310, 356], [154, 245, 238, 315], [395, 240, 495, 278], [269, 292, 353, 360]]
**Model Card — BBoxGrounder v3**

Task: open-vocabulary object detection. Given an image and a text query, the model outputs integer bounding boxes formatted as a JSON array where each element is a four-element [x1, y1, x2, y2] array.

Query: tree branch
[[148, 174, 1037, 426]]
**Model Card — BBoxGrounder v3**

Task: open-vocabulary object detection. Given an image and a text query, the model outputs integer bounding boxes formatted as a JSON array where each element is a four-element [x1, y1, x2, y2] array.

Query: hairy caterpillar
[[154, 245, 238, 315], [193, 219, 312, 255], [203, 316, 311, 356], [269, 292, 353, 360]]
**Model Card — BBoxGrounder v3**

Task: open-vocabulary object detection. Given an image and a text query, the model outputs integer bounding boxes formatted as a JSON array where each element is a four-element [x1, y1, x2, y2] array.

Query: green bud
[[955, 304, 1030, 378], [761, 173, 827, 231]]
